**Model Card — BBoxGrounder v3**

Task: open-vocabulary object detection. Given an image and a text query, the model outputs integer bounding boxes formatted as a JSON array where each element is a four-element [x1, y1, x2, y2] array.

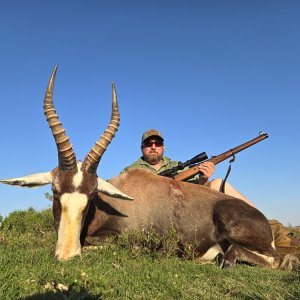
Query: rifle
[[159, 152, 208, 177], [160, 132, 269, 181]]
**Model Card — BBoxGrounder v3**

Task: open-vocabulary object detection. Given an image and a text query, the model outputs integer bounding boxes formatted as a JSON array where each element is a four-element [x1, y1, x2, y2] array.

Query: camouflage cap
[[141, 129, 164, 144]]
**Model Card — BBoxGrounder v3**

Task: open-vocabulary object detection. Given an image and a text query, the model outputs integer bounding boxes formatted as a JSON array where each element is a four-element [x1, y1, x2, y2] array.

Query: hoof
[[221, 259, 235, 269]]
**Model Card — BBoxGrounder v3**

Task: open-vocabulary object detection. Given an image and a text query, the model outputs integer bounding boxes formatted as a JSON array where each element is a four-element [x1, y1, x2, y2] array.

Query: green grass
[[0, 209, 300, 299]]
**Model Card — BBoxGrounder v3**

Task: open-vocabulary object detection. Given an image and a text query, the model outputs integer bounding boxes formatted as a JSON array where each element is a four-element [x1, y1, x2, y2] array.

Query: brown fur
[[78, 169, 283, 269]]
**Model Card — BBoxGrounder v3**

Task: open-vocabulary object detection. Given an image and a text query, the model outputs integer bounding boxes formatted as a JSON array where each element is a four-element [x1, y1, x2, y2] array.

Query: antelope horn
[[83, 81, 120, 174], [43, 65, 77, 171]]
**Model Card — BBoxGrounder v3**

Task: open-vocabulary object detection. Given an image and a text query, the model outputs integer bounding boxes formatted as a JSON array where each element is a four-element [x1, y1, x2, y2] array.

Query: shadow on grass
[[18, 287, 100, 300]]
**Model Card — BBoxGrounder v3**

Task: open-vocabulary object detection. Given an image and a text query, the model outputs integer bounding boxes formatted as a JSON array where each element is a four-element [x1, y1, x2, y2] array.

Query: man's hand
[[198, 162, 215, 184]]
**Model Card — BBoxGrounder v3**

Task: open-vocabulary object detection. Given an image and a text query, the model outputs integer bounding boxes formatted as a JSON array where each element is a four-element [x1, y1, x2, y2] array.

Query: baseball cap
[[141, 129, 164, 144]]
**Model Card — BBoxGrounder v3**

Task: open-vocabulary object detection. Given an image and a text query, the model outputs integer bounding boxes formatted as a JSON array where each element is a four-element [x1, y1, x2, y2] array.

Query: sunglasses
[[142, 141, 164, 148]]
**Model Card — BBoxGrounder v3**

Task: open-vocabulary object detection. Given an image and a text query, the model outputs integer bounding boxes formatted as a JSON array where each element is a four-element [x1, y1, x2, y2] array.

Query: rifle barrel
[[209, 132, 268, 165], [173, 132, 268, 181]]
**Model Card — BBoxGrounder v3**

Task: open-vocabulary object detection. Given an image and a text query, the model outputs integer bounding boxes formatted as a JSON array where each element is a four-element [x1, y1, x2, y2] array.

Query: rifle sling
[[219, 154, 235, 193]]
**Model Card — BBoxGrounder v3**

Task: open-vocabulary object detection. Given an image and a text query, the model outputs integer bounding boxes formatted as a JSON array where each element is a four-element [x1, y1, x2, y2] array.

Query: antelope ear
[[97, 177, 133, 200], [0, 172, 53, 188]]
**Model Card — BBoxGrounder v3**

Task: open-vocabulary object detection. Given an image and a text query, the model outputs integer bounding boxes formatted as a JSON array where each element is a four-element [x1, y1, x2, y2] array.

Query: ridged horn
[[43, 65, 77, 171], [82, 81, 120, 174]]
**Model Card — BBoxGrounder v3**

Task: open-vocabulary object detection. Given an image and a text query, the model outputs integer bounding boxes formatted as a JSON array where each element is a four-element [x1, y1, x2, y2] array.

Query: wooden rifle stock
[[173, 132, 269, 181]]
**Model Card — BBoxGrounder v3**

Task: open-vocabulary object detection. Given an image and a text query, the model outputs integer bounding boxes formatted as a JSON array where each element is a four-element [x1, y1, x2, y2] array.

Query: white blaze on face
[[55, 191, 88, 260], [73, 167, 83, 189]]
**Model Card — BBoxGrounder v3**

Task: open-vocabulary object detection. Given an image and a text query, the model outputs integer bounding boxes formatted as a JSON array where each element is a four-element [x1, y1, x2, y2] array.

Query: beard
[[144, 151, 163, 165]]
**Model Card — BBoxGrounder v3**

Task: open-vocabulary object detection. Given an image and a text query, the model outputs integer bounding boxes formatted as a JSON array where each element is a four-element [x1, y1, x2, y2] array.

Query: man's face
[[141, 138, 165, 165]]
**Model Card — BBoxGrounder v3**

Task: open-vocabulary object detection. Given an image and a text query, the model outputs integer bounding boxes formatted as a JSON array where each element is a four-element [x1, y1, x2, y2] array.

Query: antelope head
[[0, 66, 132, 260]]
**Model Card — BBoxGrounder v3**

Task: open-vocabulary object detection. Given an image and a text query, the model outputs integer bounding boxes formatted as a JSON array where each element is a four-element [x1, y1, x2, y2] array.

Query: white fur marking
[[72, 162, 84, 189], [199, 244, 223, 261], [271, 240, 275, 250], [251, 250, 276, 268], [55, 192, 88, 260], [73, 170, 83, 189]]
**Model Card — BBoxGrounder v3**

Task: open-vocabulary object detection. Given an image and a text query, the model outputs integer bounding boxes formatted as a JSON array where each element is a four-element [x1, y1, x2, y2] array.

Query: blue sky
[[0, 1, 299, 226]]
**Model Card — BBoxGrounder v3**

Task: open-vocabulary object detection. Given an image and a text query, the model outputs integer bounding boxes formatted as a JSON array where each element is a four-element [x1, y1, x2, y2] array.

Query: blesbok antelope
[[0, 66, 294, 270]]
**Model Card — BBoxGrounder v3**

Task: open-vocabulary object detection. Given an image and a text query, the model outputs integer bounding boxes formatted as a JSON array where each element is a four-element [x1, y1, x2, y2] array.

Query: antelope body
[[0, 66, 291, 269]]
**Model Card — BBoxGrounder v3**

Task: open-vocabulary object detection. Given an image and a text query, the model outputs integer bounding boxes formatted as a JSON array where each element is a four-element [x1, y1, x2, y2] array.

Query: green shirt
[[120, 156, 179, 175], [120, 156, 199, 183]]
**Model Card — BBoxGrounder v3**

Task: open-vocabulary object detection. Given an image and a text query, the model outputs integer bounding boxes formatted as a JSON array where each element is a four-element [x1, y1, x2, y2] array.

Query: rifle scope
[[179, 152, 208, 169], [159, 152, 208, 177]]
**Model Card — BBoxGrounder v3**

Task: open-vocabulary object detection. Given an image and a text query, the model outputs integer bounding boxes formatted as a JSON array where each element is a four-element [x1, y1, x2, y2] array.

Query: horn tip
[[53, 65, 58, 74], [112, 81, 117, 98]]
